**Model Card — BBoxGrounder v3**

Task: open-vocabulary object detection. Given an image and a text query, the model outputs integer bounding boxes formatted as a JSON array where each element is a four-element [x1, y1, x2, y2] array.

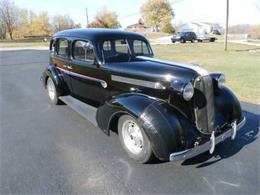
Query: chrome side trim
[[136, 56, 209, 76], [56, 66, 108, 88], [111, 75, 160, 89], [231, 121, 237, 140], [170, 117, 246, 161], [209, 131, 215, 154]]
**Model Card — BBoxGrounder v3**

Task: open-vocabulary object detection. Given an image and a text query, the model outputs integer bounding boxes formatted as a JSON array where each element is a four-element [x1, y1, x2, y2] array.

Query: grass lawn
[[144, 32, 170, 40], [0, 41, 49, 48], [152, 42, 260, 104]]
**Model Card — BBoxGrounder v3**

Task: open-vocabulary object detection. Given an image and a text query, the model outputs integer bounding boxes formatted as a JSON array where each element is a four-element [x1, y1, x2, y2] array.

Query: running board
[[59, 96, 98, 127]]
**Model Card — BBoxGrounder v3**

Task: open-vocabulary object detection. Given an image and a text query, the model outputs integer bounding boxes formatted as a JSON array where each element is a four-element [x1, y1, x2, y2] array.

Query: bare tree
[[0, 15, 6, 39], [0, 0, 19, 39], [52, 14, 81, 32], [88, 8, 121, 28]]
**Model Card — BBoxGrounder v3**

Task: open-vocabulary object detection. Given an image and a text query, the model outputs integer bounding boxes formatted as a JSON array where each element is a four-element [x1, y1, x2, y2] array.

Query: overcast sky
[[15, 0, 260, 28]]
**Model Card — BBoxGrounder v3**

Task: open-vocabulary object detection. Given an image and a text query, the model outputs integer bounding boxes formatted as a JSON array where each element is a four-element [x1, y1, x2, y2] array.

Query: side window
[[57, 38, 68, 57], [115, 39, 129, 54], [103, 41, 112, 51], [73, 40, 95, 62], [50, 39, 55, 51], [133, 40, 149, 55]]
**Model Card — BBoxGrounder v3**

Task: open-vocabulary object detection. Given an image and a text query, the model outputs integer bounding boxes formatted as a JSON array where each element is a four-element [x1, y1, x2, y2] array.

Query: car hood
[[105, 56, 209, 84]]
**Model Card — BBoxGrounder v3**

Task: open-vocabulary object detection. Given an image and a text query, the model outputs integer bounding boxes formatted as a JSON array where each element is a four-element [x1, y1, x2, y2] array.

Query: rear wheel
[[46, 77, 60, 105], [118, 115, 153, 163]]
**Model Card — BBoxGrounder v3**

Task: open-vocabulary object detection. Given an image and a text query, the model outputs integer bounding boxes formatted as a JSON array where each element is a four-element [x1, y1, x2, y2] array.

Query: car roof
[[53, 28, 147, 42]]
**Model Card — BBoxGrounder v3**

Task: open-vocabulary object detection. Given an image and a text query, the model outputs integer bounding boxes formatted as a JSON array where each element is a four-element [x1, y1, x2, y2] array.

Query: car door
[[69, 39, 110, 104], [186, 32, 191, 41], [52, 38, 73, 92]]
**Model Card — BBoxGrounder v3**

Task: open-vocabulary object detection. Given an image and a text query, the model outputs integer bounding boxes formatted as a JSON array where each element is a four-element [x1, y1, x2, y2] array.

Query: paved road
[[0, 50, 259, 194], [228, 40, 260, 47]]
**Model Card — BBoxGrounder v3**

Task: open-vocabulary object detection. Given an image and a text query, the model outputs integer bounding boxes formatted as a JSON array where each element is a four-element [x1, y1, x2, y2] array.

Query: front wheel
[[46, 77, 60, 105], [118, 115, 154, 163]]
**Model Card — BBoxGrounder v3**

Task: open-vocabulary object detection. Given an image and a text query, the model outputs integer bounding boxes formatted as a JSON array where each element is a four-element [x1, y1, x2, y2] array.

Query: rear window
[[50, 39, 55, 51], [56, 38, 68, 57]]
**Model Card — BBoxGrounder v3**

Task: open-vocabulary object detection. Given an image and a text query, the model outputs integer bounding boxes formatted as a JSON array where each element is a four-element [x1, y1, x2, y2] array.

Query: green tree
[[140, 0, 174, 32], [88, 8, 121, 28]]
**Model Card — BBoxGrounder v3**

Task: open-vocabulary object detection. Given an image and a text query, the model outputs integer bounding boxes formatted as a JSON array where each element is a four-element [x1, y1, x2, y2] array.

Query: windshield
[[99, 39, 152, 63]]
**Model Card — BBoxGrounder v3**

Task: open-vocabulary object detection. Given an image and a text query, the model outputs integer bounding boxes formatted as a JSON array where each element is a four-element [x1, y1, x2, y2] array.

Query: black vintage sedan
[[41, 28, 245, 163]]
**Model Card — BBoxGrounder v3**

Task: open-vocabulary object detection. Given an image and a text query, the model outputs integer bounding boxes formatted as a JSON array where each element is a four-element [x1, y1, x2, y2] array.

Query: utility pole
[[224, 0, 229, 51], [86, 7, 89, 27]]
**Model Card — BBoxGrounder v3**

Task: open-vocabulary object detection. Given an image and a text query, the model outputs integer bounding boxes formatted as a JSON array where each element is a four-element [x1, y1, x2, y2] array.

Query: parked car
[[197, 33, 217, 42], [171, 31, 197, 43], [41, 28, 245, 163]]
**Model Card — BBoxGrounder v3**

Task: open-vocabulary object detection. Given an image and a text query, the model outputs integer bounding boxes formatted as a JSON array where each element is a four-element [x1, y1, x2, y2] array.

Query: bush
[[161, 22, 175, 34], [250, 25, 260, 39]]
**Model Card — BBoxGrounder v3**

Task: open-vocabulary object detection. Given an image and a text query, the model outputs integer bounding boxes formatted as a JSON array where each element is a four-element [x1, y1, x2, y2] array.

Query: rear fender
[[42, 64, 67, 95]]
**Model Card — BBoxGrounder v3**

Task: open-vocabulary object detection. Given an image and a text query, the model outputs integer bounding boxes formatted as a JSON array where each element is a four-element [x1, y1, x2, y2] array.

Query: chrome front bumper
[[170, 117, 246, 161]]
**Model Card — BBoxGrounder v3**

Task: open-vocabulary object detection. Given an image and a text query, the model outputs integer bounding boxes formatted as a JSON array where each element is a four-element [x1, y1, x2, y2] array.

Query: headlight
[[183, 82, 194, 101], [217, 74, 225, 88]]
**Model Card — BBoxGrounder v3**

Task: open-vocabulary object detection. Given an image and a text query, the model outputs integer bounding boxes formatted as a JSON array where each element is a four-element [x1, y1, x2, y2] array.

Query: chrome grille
[[194, 76, 215, 134]]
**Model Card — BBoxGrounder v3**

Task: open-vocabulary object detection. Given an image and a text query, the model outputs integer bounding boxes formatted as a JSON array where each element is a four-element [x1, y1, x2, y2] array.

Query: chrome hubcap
[[47, 78, 55, 101], [122, 120, 144, 155]]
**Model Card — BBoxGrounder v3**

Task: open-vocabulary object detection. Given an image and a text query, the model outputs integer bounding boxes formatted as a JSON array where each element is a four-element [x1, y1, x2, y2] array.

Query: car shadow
[[181, 110, 259, 168]]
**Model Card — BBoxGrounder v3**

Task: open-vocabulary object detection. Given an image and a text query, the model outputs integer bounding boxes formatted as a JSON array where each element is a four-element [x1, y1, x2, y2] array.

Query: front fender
[[139, 101, 199, 160], [97, 93, 199, 160], [96, 93, 155, 131], [215, 86, 243, 126]]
